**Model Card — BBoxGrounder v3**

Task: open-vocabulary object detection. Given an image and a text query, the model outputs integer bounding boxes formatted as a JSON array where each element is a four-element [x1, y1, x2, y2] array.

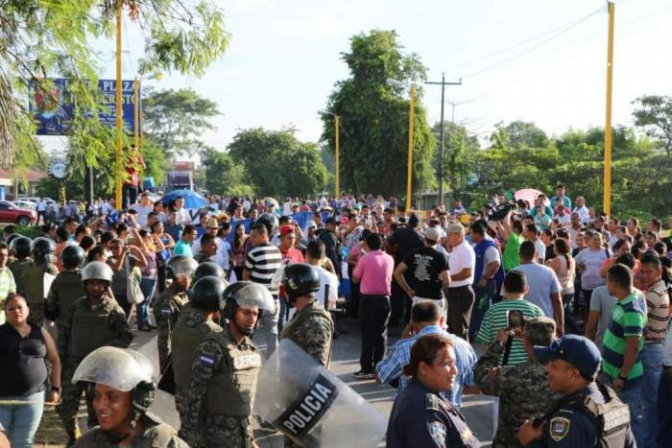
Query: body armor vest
[[171, 315, 221, 392], [68, 298, 119, 359]]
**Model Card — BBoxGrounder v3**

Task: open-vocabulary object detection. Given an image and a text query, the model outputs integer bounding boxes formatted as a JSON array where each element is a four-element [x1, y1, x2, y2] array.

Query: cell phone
[[507, 310, 524, 329]]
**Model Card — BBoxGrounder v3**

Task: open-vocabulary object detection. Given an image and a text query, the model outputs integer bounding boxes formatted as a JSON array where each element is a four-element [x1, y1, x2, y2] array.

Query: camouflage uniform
[[152, 286, 189, 373], [474, 341, 561, 448], [17, 260, 58, 326], [281, 300, 334, 448], [57, 295, 134, 442], [45, 270, 85, 340], [179, 328, 262, 448], [75, 413, 188, 448]]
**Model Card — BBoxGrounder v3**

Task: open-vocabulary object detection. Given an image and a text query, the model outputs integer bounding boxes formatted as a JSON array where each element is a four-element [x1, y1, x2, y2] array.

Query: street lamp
[[387, 79, 415, 212], [318, 110, 340, 198]]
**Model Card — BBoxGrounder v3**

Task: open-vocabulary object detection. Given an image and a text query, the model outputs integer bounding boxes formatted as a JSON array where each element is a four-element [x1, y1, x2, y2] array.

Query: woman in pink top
[[546, 238, 579, 334]]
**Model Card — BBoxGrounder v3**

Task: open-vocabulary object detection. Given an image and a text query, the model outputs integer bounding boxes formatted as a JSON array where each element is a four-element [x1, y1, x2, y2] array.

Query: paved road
[[130, 317, 496, 447]]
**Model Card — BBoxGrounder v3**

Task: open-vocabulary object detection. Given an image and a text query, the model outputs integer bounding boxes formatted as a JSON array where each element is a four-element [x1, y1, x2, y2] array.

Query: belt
[[449, 285, 471, 290]]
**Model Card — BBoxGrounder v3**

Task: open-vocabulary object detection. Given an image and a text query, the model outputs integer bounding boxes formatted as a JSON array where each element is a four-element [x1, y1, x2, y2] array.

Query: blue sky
[[40, 0, 672, 157]]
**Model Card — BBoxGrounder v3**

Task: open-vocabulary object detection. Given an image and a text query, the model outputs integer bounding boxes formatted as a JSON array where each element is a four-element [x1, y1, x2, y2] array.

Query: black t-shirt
[[0, 323, 47, 396], [402, 246, 448, 299], [388, 227, 424, 265]]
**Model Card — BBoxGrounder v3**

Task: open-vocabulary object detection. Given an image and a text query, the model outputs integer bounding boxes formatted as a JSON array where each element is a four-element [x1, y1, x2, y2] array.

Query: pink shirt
[[353, 250, 394, 296]]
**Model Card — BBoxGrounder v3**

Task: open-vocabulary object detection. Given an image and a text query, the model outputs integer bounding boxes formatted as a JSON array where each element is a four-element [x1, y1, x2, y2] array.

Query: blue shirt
[[173, 239, 193, 258], [375, 325, 476, 408]]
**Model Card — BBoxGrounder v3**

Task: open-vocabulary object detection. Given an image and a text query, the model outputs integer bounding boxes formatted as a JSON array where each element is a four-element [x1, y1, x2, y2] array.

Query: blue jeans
[[136, 277, 156, 329], [658, 367, 672, 448], [0, 391, 44, 448], [605, 376, 643, 448], [641, 343, 664, 446], [469, 280, 495, 341]]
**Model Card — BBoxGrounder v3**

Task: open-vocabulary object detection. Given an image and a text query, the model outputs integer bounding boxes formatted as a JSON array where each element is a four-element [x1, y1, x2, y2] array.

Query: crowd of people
[[0, 184, 669, 447]]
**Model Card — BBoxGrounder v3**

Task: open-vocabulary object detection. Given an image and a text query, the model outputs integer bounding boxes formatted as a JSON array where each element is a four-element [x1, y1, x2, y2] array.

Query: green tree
[[321, 30, 435, 200], [144, 88, 221, 158], [201, 148, 254, 197], [0, 0, 230, 170], [432, 121, 479, 197], [228, 127, 328, 198], [632, 95, 672, 157], [490, 121, 548, 150]]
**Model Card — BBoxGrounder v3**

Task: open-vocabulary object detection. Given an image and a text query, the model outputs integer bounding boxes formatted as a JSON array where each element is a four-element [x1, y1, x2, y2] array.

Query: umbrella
[[160, 189, 208, 209], [514, 188, 544, 207]]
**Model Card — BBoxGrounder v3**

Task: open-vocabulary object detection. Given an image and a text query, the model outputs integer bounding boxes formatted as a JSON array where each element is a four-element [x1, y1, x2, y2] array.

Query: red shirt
[[280, 247, 304, 263]]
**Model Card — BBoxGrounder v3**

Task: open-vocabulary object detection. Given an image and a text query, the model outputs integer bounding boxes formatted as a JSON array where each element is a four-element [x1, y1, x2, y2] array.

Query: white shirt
[[554, 213, 571, 230], [130, 204, 153, 228], [573, 205, 590, 224], [175, 208, 192, 225], [448, 240, 475, 287], [314, 265, 339, 309], [533, 239, 547, 263], [214, 238, 231, 271], [36, 200, 47, 212]]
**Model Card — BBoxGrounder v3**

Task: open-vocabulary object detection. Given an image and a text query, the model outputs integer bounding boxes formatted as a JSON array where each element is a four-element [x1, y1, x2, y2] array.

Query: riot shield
[[254, 339, 386, 448]]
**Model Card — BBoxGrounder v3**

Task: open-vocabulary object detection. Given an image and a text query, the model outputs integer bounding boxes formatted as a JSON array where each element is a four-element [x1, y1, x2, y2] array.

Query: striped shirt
[[375, 325, 476, 408], [602, 292, 647, 380], [644, 280, 670, 343], [245, 243, 282, 293], [476, 299, 544, 366], [0, 267, 16, 325]]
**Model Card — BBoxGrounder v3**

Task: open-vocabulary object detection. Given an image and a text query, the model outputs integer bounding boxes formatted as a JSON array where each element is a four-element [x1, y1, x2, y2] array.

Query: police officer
[[45, 245, 86, 340], [152, 255, 199, 373], [179, 281, 274, 448], [7, 236, 32, 284], [72, 346, 188, 447], [281, 263, 334, 367], [387, 334, 480, 448], [192, 261, 224, 283], [18, 237, 58, 325], [171, 275, 225, 423], [517, 335, 636, 448], [57, 261, 134, 446]]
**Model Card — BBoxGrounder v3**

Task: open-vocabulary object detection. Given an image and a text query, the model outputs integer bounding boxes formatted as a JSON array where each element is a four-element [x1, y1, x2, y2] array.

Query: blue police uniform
[[525, 382, 636, 448], [386, 379, 479, 448]]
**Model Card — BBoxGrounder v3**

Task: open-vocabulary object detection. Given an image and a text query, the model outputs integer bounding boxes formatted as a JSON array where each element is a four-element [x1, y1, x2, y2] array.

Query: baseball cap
[[325, 217, 338, 226], [446, 223, 465, 235], [280, 225, 295, 236], [534, 334, 601, 379], [424, 227, 441, 244]]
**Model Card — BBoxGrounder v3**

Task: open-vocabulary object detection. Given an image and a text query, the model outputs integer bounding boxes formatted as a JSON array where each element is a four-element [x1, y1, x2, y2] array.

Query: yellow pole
[[406, 85, 416, 212], [603, 2, 615, 216], [334, 115, 340, 198], [115, 3, 123, 209], [134, 78, 141, 176]]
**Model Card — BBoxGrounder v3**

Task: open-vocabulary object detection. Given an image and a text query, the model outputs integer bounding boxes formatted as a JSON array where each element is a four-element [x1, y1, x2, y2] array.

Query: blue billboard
[[30, 79, 141, 136]]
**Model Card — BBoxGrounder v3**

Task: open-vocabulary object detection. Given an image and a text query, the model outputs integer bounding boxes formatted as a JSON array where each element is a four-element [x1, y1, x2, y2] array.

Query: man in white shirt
[[130, 192, 154, 228], [524, 223, 547, 264], [36, 198, 47, 225], [573, 196, 590, 225], [305, 239, 339, 310], [446, 223, 475, 341], [172, 196, 192, 225], [282, 197, 293, 216], [552, 203, 571, 230]]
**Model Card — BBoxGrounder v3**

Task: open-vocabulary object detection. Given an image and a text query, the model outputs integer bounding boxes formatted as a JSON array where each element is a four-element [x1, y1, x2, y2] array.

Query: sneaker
[[352, 370, 375, 380]]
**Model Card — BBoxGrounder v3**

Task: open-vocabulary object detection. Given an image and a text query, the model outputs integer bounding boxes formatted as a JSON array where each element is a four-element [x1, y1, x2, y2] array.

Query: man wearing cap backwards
[[474, 317, 561, 448], [57, 261, 134, 446], [180, 282, 273, 448], [393, 226, 451, 324], [517, 335, 635, 448]]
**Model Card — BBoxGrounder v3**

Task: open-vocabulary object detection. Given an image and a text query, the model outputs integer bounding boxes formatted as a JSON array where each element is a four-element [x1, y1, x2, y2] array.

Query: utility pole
[[603, 1, 615, 216], [426, 74, 461, 207]]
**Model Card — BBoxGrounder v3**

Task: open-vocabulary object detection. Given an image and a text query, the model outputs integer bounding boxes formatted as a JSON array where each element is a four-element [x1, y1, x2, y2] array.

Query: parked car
[[12, 200, 36, 210], [0, 201, 37, 226]]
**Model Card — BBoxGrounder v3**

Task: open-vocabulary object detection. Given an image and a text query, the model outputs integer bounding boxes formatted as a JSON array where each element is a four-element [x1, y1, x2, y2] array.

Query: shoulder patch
[[427, 421, 446, 448], [425, 393, 440, 411], [549, 416, 570, 442], [199, 354, 215, 367], [161, 306, 172, 316]]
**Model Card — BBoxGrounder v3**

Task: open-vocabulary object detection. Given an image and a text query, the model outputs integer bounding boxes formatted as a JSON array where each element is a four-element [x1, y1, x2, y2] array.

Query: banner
[[30, 79, 140, 136]]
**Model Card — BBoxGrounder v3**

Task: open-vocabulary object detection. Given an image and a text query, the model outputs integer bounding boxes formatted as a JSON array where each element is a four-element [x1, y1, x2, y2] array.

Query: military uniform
[[526, 382, 636, 448], [152, 286, 189, 373], [474, 340, 561, 448], [18, 261, 58, 325], [179, 328, 262, 448], [7, 257, 31, 290], [281, 301, 334, 367], [387, 378, 480, 448], [57, 295, 133, 440], [75, 414, 188, 448], [45, 270, 85, 340], [171, 305, 222, 419]]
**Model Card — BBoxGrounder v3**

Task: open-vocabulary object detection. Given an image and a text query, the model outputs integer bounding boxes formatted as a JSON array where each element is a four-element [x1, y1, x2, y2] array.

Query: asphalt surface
[[129, 316, 496, 447]]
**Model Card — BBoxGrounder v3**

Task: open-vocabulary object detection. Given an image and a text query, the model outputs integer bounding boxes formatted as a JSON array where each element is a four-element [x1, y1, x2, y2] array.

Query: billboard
[[30, 79, 141, 136]]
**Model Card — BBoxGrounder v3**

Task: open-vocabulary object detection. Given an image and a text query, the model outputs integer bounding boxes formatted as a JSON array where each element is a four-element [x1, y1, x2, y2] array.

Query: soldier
[[72, 346, 188, 447], [179, 281, 274, 448], [7, 236, 32, 285], [57, 261, 134, 446], [45, 245, 86, 340], [474, 317, 561, 448], [18, 237, 58, 326], [192, 261, 224, 283], [171, 275, 224, 423], [152, 255, 199, 373], [518, 335, 636, 448]]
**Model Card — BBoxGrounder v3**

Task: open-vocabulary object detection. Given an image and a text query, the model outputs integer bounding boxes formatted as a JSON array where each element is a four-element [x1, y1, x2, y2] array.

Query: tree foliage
[[321, 30, 435, 199], [632, 95, 672, 157], [201, 148, 254, 197], [227, 128, 328, 198], [490, 120, 548, 150], [431, 121, 479, 198], [144, 87, 221, 158]]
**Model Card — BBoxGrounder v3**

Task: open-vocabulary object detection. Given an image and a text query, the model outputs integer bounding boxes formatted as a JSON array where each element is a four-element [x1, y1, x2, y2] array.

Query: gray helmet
[[81, 261, 114, 284], [9, 236, 32, 259], [221, 281, 275, 319], [166, 255, 199, 280]]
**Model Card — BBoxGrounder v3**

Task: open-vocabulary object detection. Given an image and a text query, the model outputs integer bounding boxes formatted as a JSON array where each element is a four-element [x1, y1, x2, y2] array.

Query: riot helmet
[[221, 282, 275, 335], [166, 255, 199, 280], [283, 263, 320, 305], [256, 213, 279, 237], [9, 236, 32, 259], [192, 262, 224, 283], [61, 245, 85, 270], [31, 237, 56, 263], [81, 261, 114, 284], [190, 275, 227, 312]]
